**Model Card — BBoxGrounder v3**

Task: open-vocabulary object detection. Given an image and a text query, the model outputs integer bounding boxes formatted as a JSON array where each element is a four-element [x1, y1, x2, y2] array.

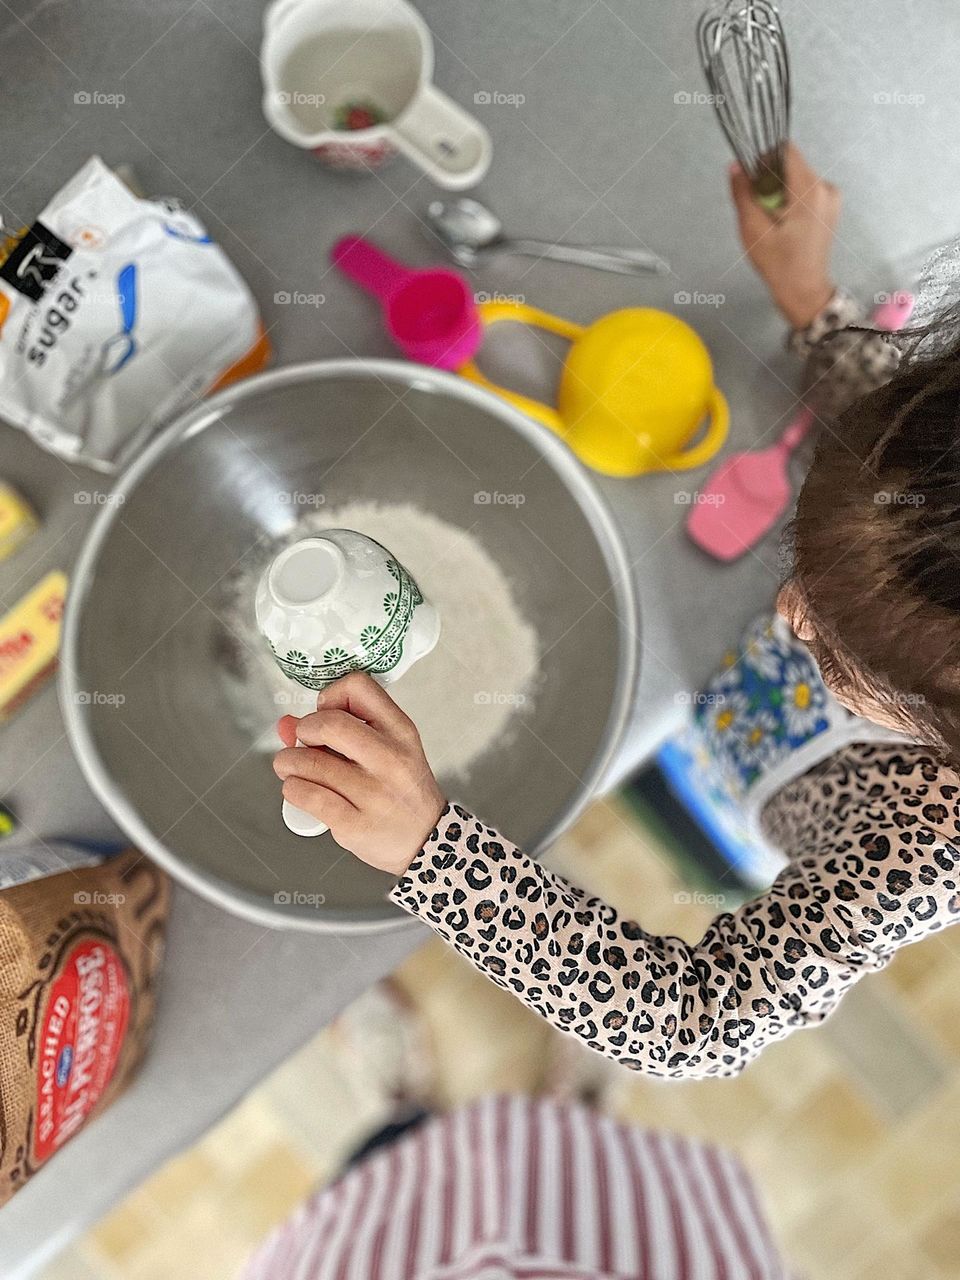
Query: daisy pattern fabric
[[660, 613, 906, 884], [700, 614, 830, 787]]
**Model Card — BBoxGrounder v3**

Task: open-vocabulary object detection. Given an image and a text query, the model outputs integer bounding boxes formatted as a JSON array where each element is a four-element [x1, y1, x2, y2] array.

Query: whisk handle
[[756, 185, 786, 212], [753, 157, 787, 213]]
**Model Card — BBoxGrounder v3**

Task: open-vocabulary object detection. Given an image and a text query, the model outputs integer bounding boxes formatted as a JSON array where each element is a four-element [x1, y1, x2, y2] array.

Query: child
[[273, 148, 960, 1078]]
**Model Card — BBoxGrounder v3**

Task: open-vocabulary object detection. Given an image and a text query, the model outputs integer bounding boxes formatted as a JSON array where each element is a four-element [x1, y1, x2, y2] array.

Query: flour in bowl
[[215, 502, 540, 783]]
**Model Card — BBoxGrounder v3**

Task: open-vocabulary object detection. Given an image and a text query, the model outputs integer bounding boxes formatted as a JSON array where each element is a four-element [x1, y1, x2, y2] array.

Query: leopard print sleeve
[[391, 754, 960, 1078], [788, 287, 902, 421]]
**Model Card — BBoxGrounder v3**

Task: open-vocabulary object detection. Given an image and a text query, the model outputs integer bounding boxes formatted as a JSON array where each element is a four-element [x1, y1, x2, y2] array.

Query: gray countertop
[[3, 0, 960, 1272]]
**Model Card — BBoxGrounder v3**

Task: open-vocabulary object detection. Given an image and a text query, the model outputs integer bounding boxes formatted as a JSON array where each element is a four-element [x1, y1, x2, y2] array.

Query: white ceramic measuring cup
[[256, 532, 440, 837], [260, 0, 492, 189]]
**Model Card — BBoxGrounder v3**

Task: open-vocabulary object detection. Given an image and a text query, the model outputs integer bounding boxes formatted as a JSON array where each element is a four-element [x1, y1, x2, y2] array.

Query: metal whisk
[[696, 0, 791, 211]]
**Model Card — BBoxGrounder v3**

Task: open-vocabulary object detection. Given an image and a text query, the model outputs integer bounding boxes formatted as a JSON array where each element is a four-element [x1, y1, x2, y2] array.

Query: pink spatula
[[686, 406, 812, 561], [687, 293, 915, 561]]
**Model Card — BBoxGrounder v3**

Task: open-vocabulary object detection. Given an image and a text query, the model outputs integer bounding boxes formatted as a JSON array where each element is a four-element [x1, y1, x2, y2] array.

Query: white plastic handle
[[281, 738, 329, 837], [263, 0, 306, 33], [282, 798, 328, 837], [392, 85, 492, 190]]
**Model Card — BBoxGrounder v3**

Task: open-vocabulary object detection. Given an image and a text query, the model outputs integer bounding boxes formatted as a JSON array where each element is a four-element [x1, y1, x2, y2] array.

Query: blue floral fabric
[[658, 614, 839, 883], [693, 614, 832, 795]]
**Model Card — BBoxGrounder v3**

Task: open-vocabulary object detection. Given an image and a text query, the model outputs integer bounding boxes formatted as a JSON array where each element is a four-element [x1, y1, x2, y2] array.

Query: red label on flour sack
[[33, 939, 130, 1163]]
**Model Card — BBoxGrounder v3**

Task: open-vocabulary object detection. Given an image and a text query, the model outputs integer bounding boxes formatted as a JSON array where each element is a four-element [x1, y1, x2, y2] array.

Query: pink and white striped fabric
[[239, 1096, 793, 1280]]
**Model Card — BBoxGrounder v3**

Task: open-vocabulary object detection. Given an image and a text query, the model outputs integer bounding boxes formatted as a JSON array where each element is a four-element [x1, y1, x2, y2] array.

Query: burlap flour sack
[[0, 847, 169, 1206]]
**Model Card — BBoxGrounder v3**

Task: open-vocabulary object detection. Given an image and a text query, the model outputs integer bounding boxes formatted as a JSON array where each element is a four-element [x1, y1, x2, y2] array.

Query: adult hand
[[273, 672, 446, 877], [730, 143, 840, 329]]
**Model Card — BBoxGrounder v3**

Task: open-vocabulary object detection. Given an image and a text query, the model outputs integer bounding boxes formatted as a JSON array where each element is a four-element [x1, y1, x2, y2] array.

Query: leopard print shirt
[[391, 744, 960, 1078]]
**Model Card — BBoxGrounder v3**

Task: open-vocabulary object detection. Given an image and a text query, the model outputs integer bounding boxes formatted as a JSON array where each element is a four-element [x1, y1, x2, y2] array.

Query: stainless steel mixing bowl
[[61, 361, 638, 932]]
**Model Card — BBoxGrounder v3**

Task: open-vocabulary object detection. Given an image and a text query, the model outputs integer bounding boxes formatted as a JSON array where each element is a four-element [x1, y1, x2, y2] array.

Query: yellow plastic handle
[[459, 302, 584, 437], [659, 386, 729, 471]]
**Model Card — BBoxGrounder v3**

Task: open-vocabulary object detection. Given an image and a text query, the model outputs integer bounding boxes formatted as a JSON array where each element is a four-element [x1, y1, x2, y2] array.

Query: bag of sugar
[[0, 156, 270, 472]]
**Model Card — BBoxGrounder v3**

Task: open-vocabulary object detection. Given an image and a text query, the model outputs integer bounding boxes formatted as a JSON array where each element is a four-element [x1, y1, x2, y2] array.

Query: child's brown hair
[[791, 320, 960, 764]]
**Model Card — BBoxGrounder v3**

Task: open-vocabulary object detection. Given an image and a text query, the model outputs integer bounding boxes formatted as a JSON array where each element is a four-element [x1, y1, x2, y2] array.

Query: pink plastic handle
[[778, 407, 813, 453], [872, 291, 915, 332], [331, 235, 412, 302]]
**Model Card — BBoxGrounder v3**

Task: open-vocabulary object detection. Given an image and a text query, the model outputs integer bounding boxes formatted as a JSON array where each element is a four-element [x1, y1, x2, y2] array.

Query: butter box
[[0, 482, 38, 561], [0, 571, 67, 721]]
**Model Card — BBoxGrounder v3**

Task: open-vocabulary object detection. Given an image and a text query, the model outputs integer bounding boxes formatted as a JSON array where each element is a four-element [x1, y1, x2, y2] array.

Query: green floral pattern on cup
[[270, 560, 425, 691]]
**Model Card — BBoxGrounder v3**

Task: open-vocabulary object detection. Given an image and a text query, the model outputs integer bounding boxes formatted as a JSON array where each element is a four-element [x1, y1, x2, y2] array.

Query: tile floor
[[37, 794, 960, 1280]]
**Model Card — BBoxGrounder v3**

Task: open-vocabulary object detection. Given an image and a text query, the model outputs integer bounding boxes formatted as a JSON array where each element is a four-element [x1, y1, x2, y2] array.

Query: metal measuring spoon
[[426, 197, 670, 275]]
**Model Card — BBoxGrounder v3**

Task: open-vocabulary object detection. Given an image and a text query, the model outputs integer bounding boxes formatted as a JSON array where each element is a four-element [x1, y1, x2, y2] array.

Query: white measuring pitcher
[[261, 0, 492, 188]]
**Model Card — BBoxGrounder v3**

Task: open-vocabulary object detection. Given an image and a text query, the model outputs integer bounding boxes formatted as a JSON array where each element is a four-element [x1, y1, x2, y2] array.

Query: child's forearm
[[389, 802, 887, 1078], [393, 744, 960, 1078]]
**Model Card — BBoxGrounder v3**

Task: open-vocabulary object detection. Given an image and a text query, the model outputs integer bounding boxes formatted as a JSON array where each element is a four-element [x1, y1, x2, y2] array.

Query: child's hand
[[730, 143, 840, 330], [273, 672, 446, 878]]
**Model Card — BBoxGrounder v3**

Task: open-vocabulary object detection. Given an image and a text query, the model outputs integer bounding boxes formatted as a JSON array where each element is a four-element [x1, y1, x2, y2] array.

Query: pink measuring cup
[[331, 235, 481, 369]]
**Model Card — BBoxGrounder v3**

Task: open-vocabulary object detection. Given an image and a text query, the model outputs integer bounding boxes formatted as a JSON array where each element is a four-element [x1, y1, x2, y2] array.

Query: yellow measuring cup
[[459, 301, 729, 477]]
